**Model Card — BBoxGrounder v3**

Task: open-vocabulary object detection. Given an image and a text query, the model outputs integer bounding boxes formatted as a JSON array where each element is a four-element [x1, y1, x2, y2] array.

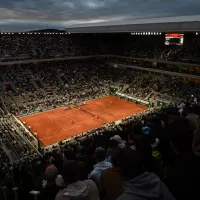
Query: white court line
[[63, 114, 77, 122], [19, 95, 114, 119], [41, 118, 100, 140], [48, 116, 67, 130], [47, 115, 100, 131]]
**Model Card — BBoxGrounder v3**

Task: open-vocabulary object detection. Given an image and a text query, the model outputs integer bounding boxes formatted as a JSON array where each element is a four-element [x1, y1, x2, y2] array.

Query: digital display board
[[165, 33, 184, 45]]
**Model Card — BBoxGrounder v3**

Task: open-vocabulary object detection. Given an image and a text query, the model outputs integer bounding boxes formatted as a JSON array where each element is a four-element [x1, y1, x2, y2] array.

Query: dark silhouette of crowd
[[0, 100, 200, 200]]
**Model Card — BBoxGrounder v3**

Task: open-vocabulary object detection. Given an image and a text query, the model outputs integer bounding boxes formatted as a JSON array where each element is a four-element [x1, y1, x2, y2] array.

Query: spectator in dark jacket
[[117, 148, 175, 200], [166, 117, 200, 200], [99, 147, 124, 200], [40, 165, 60, 200]]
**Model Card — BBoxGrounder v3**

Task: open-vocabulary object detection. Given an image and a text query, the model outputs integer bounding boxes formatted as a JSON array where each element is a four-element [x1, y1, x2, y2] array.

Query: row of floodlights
[[0, 32, 70, 35], [131, 32, 162, 35]]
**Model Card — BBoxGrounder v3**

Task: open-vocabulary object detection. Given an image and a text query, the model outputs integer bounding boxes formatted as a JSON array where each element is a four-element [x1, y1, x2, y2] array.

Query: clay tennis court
[[20, 96, 147, 147]]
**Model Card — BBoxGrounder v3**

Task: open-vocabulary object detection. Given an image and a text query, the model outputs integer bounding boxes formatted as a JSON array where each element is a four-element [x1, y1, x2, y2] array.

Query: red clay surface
[[20, 96, 147, 147]]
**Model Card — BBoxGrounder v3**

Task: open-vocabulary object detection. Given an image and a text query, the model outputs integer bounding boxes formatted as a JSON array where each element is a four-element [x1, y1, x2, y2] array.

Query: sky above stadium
[[0, 0, 200, 31]]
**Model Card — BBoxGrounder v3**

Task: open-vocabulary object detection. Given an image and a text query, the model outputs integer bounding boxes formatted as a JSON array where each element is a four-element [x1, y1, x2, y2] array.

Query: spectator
[[117, 148, 175, 200], [40, 165, 61, 200], [99, 147, 124, 200], [55, 160, 99, 200], [185, 105, 199, 132], [166, 117, 200, 200], [89, 147, 112, 185], [110, 135, 126, 148]]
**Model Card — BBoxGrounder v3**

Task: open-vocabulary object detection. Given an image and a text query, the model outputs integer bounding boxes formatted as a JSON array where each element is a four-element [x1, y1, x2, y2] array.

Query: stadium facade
[[65, 15, 200, 33]]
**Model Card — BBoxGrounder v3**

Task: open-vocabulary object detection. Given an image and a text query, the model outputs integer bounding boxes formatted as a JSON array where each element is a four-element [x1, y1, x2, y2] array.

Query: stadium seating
[[0, 33, 200, 200]]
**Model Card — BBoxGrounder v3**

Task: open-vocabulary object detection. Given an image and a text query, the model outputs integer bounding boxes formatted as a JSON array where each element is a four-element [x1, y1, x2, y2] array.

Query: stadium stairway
[[56, 75, 65, 85], [30, 79, 39, 90], [119, 84, 130, 93], [2, 95, 15, 107], [12, 95, 26, 107], [144, 91, 154, 101]]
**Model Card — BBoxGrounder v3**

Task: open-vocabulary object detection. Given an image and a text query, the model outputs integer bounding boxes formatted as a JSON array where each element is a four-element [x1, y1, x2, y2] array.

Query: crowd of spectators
[[0, 115, 38, 161], [0, 33, 200, 63], [0, 98, 200, 200], [0, 61, 136, 115], [0, 32, 200, 200], [1, 60, 200, 116]]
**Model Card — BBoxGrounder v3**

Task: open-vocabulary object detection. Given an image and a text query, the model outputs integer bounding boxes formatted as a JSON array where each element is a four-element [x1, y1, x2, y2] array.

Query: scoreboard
[[165, 33, 184, 45]]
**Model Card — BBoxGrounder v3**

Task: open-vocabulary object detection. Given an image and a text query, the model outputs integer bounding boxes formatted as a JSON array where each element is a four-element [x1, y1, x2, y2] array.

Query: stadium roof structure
[[65, 15, 200, 33]]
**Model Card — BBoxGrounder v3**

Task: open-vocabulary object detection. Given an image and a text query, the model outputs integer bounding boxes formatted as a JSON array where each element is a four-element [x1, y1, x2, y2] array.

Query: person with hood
[[89, 147, 112, 185], [110, 135, 126, 148], [55, 160, 99, 200], [117, 148, 175, 200]]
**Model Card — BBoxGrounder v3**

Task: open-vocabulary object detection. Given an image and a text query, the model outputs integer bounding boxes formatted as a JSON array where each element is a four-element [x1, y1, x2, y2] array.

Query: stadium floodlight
[[159, 32, 162, 35], [196, 32, 198, 35]]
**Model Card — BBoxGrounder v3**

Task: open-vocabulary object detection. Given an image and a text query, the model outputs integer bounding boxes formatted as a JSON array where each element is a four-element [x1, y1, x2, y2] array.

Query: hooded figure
[[117, 148, 175, 200], [89, 147, 112, 185], [110, 135, 126, 148], [55, 160, 99, 200], [118, 172, 174, 200]]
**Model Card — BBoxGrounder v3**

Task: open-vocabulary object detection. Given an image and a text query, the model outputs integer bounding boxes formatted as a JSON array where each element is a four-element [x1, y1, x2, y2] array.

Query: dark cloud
[[0, 0, 200, 31]]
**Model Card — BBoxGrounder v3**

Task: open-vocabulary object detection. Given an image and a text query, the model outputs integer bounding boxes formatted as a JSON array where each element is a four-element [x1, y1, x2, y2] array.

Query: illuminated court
[[20, 96, 147, 147]]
